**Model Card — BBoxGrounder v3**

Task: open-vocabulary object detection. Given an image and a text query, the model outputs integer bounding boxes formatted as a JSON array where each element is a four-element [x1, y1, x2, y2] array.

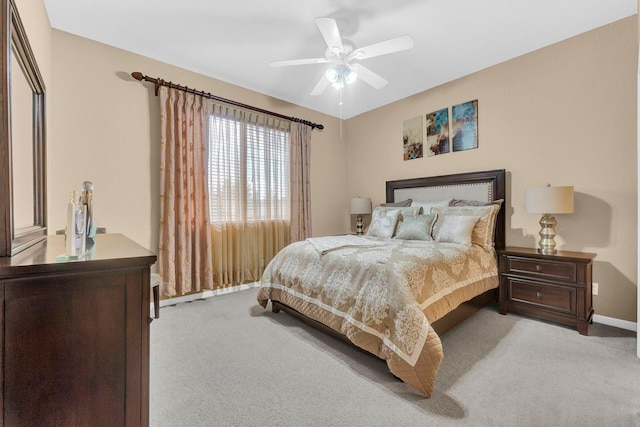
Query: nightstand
[[498, 246, 596, 335]]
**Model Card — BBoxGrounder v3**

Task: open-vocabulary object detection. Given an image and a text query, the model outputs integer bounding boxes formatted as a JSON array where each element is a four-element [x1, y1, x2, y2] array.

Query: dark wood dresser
[[0, 234, 157, 426], [498, 246, 596, 335]]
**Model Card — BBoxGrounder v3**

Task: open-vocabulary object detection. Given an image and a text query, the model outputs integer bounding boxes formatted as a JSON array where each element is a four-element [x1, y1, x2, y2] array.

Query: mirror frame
[[0, 0, 46, 256]]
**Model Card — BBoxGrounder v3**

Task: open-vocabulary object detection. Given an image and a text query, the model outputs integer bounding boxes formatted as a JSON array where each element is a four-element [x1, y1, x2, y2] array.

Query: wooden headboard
[[385, 169, 506, 250]]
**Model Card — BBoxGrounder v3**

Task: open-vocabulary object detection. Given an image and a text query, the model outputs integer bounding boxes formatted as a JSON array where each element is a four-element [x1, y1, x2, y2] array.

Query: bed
[[257, 169, 506, 396]]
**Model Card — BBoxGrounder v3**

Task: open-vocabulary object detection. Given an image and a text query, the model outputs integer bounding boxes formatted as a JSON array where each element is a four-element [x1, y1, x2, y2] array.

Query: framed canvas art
[[426, 108, 449, 156], [451, 100, 478, 151], [402, 116, 423, 160]]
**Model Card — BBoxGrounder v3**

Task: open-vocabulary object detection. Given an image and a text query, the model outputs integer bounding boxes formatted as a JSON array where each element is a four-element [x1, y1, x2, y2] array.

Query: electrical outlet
[[592, 282, 599, 295]]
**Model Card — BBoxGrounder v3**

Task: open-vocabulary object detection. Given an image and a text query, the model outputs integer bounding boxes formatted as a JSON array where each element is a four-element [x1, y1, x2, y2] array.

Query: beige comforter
[[257, 235, 498, 396]]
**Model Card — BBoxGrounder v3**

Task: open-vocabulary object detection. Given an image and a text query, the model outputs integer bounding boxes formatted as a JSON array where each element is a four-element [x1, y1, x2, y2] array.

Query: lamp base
[[356, 215, 364, 235], [537, 214, 558, 254]]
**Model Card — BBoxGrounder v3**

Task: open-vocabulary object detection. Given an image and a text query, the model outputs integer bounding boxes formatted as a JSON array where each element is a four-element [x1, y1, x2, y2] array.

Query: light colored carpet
[[150, 288, 640, 427]]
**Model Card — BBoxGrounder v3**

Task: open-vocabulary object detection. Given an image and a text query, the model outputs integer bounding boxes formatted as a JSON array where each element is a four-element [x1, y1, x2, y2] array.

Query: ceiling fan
[[270, 17, 414, 96]]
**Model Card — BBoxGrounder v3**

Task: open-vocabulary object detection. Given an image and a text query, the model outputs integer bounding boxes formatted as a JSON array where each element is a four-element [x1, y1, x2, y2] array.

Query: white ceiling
[[43, 0, 637, 120]]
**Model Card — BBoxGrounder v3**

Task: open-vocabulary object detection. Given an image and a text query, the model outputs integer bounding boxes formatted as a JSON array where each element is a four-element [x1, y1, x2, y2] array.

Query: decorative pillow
[[394, 213, 437, 240], [378, 206, 422, 216], [432, 204, 501, 247], [377, 206, 423, 237], [449, 198, 504, 207], [381, 198, 412, 207], [433, 215, 479, 246], [411, 198, 452, 214], [366, 207, 401, 238]]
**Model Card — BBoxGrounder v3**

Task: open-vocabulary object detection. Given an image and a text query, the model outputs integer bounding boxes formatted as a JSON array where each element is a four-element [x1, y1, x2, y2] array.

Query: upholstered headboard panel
[[393, 181, 495, 204], [385, 169, 506, 250]]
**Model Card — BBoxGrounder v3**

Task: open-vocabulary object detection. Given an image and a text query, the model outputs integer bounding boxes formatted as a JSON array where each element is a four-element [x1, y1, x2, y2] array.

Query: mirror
[[0, 0, 46, 256]]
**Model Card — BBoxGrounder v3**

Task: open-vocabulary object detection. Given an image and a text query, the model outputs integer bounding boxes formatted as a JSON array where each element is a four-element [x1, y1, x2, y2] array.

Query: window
[[207, 114, 290, 223]]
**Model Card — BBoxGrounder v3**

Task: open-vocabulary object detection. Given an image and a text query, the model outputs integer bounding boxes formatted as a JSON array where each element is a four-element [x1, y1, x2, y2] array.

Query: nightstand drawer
[[506, 256, 576, 282], [508, 278, 575, 315]]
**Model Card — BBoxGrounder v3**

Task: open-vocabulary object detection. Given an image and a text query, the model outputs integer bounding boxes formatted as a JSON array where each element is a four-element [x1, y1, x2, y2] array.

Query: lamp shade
[[350, 197, 372, 215], [525, 186, 574, 214]]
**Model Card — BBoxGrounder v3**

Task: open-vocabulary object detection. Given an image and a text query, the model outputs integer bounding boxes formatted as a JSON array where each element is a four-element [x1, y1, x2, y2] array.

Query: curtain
[[158, 87, 214, 297], [289, 122, 312, 243], [206, 103, 291, 287]]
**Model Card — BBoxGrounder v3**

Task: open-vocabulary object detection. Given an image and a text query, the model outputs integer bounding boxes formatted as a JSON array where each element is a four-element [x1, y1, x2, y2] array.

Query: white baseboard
[[150, 282, 260, 313], [592, 314, 637, 332]]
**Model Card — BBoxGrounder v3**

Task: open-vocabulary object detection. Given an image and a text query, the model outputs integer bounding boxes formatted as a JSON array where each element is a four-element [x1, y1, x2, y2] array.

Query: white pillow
[[411, 198, 452, 214], [433, 215, 479, 246], [377, 206, 422, 216], [366, 207, 401, 238]]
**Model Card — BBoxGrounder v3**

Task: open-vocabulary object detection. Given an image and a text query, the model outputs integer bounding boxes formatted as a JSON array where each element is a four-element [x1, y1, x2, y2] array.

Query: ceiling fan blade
[[315, 17, 343, 51], [310, 75, 330, 96], [270, 57, 329, 67], [352, 35, 414, 60], [350, 63, 387, 89]]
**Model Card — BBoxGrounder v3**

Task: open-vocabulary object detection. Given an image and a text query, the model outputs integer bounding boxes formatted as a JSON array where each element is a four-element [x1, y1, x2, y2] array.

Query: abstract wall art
[[426, 108, 450, 156], [451, 100, 478, 151], [402, 115, 423, 161]]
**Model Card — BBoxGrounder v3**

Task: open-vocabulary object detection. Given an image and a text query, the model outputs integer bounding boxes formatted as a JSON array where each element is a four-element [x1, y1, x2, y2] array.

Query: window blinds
[[207, 112, 290, 223]]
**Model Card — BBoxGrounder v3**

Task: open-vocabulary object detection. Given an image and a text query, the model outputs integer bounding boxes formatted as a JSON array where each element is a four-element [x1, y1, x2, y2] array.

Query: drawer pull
[[535, 264, 542, 272], [536, 292, 542, 299]]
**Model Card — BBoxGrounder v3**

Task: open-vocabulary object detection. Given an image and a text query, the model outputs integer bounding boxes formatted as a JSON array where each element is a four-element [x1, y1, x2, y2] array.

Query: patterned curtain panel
[[289, 122, 312, 243], [206, 104, 292, 288], [158, 87, 214, 297]]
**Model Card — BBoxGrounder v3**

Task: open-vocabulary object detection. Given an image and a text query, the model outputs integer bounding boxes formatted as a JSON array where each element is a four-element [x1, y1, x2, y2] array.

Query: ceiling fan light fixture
[[325, 67, 339, 83], [325, 65, 357, 89], [344, 67, 358, 85]]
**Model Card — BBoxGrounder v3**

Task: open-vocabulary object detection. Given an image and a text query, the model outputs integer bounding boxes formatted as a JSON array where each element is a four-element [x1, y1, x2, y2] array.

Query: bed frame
[[271, 169, 507, 337]]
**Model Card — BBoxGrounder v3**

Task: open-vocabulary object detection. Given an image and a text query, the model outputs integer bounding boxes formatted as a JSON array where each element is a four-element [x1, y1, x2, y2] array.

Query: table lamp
[[350, 197, 371, 235], [525, 185, 574, 254]]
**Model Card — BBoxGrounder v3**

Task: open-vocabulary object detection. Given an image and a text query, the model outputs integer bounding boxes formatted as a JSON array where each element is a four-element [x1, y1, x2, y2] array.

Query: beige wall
[[345, 17, 638, 322], [48, 30, 346, 253]]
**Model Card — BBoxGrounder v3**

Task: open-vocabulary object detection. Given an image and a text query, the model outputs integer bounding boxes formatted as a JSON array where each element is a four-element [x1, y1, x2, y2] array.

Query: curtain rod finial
[[131, 72, 144, 81]]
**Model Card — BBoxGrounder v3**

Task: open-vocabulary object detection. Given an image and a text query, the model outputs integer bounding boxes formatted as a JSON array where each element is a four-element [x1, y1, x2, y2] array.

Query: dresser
[[498, 246, 596, 335], [0, 234, 157, 426]]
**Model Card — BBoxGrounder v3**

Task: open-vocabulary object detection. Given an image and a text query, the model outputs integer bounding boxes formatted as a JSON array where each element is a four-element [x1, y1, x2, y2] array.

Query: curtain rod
[[131, 72, 324, 130]]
